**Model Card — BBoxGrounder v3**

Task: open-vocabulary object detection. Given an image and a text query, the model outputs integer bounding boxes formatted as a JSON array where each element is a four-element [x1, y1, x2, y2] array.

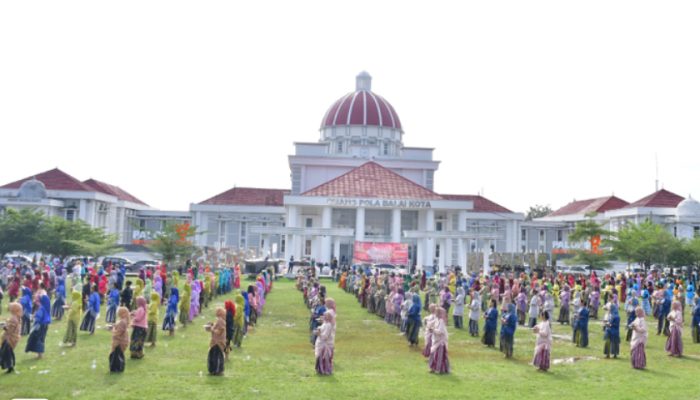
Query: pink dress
[[428, 319, 450, 374], [532, 321, 552, 371], [665, 310, 683, 356], [630, 317, 648, 369]]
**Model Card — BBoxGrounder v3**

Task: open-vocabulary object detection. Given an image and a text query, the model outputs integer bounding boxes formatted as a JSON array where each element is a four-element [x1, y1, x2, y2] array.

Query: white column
[[333, 238, 341, 261], [355, 207, 365, 242], [391, 208, 401, 243], [458, 211, 467, 268], [424, 209, 435, 268], [321, 207, 332, 263], [443, 238, 451, 271], [286, 206, 299, 261]]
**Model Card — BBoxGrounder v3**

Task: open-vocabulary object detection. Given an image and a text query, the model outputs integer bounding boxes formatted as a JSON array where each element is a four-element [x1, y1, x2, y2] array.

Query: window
[[521, 229, 527, 241], [435, 244, 440, 258], [539, 230, 545, 241], [305, 218, 313, 228], [337, 141, 343, 153], [139, 219, 146, 229], [305, 239, 312, 256], [557, 230, 563, 242], [65, 209, 75, 222], [281, 238, 286, 253], [383, 142, 389, 155], [673, 226, 678, 237], [239, 222, 247, 249], [694, 226, 700, 237], [436, 221, 443, 232]]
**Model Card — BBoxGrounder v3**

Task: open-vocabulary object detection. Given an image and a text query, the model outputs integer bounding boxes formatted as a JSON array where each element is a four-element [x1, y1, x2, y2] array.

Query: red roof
[[1, 168, 94, 192], [199, 187, 290, 206], [303, 162, 442, 200], [441, 194, 513, 213], [548, 196, 629, 217], [83, 179, 148, 206], [321, 91, 402, 130], [626, 189, 684, 208]]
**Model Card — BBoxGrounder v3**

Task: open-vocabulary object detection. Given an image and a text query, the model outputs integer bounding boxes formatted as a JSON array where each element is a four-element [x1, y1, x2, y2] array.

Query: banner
[[353, 241, 408, 265]]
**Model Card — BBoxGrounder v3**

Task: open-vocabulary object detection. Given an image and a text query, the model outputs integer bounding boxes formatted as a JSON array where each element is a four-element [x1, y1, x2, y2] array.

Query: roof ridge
[[301, 161, 442, 199]]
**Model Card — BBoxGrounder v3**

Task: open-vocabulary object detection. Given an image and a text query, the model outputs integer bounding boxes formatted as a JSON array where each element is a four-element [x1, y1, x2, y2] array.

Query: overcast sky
[[1, 1, 699, 213]]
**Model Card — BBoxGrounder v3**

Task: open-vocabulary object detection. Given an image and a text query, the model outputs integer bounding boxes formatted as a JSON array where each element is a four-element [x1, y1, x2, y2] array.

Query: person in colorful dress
[[146, 292, 160, 347], [603, 304, 620, 358], [108, 307, 130, 373], [665, 300, 683, 357], [25, 294, 51, 359], [482, 299, 498, 347], [0, 302, 22, 373], [314, 310, 335, 375], [532, 310, 552, 372], [207, 308, 226, 376], [500, 303, 517, 358], [428, 307, 450, 374], [130, 296, 147, 359], [63, 291, 82, 346], [629, 306, 648, 369], [162, 287, 178, 336]]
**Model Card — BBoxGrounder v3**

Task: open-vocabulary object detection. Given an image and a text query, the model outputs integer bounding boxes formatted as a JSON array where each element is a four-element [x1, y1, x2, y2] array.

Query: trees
[[608, 220, 682, 272], [147, 223, 197, 266], [0, 208, 45, 257], [525, 205, 553, 221], [0, 208, 121, 259]]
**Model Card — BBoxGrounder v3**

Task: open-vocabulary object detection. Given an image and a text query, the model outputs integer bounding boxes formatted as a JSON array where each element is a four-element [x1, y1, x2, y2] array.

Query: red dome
[[320, 72, 402, 130]]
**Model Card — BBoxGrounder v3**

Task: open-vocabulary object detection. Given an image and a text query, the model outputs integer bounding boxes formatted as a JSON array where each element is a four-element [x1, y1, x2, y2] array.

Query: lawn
[[3, 279, 699, 400]]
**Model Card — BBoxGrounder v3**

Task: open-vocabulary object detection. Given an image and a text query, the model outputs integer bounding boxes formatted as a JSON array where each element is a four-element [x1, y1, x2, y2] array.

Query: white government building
[[2, 72, 700, 271]]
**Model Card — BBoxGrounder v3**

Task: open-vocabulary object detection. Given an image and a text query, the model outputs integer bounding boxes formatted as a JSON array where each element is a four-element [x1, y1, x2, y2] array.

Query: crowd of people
[[0, 258, 275, 376], [336, 265, 700, 373], [296, 269, 336, 376]]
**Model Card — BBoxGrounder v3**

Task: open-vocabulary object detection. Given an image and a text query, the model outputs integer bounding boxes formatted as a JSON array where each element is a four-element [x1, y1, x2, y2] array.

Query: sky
[[1, 1, 699, 213]]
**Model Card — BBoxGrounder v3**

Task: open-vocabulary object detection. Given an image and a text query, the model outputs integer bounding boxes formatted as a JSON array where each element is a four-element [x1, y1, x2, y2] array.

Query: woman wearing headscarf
[[179, 281, 191, 328], [692, 297, 700, 344], [146, 292, 160, 347], [573, 301, 590, 348], [130, 296, 148, 359], [207, 307, 227, 376], [558, 285, 570, 325], [63, 291, 82, 346], [515, 289, 527, 326], [189, 281, 200, 321], [25, 294, 51, 359], [532, 310, 552, 372], [428, 307, 450, 374], [247, 285, 258, 326], [109, 307, 130, 373], [603, 304, 620, 358], [528, 290, 540, 328], [665, 300, 683, 357], [51, 278, 66, 321], [80, 284, 101, 335], [406, 294, 422, 347], [1, 302, 22, 373], [224, 300, 235, 359], [105, 284, 120, 324], [482, 299, 498, 347], [468, 289, 481, 337], [233, 293, 245, 348], [422, 304, 437, 358], [452, 287, 465, 329], [314, 311, 335, 375], [162, 287, 178, 336], [133, 279, 144, 308], [19, 287, 32, 336], [629, 306, 648, 369], [241, 290, 251, 334], [500, 303, 517, 358]]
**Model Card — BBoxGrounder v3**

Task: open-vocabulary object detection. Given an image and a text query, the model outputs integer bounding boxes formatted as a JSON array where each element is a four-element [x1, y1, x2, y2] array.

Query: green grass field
[[3, 279, 699, 400]]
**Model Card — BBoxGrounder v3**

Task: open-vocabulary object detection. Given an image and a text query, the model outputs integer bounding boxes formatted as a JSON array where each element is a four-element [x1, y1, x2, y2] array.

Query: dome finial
[[356, 71, 372, 91]]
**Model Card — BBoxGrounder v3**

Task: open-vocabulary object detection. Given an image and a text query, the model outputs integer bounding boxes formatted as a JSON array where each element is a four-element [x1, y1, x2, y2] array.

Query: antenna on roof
[[655, 153, 659, 192]]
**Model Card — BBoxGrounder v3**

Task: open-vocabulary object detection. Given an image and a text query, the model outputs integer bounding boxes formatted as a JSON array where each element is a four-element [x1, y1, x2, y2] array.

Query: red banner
[[353, 241, 408, 265]]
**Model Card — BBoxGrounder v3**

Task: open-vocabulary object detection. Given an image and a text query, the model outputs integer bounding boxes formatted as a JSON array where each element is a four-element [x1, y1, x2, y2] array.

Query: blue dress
[[574, 307, 589, 347]]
